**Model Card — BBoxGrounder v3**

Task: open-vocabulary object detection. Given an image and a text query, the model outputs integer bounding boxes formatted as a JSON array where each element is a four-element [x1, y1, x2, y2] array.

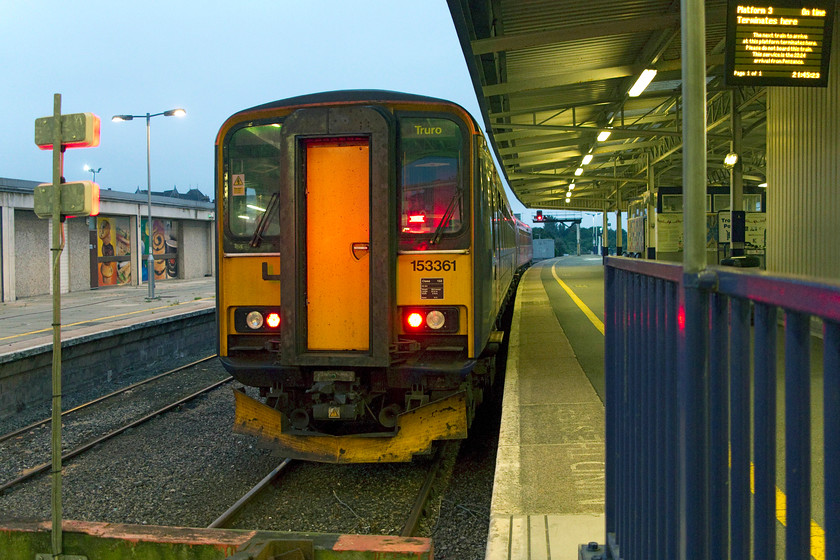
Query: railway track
[[0, 359, 230, 494], [208, 458, 294, 529], [208, 441, 457, 537], [0, 355, 217, 445]]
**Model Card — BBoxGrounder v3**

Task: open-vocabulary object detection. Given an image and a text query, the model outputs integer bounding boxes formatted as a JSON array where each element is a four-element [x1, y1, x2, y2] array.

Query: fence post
[[753, 303, 777, 558], [605, 263, 617, 544], [825, 321, 840, 560], [785, 311, 811, 558]]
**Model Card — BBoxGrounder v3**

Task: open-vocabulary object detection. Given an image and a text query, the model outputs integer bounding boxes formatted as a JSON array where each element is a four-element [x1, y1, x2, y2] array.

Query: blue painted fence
[[604, 256, 840, 560]]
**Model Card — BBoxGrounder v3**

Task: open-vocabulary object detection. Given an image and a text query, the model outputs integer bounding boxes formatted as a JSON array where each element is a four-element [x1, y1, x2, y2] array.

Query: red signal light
[[266, 312, 281, 328], [406, 312, 424, 328]]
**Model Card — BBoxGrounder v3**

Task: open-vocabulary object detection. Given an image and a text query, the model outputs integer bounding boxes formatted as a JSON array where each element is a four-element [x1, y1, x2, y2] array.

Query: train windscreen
[[224, 123, 283, 252], [399, 117, 467, 250]]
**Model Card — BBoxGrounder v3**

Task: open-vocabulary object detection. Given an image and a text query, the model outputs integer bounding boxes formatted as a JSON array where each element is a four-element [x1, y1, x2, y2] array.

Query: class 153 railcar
[[215, 90, 531, 463]]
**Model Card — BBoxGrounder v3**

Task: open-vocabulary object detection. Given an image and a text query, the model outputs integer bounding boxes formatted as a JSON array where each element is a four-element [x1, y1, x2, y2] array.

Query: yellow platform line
[[551, 260, 825, 559], [750, 463, 826, 560], [550, 262, 604, 335], [0, 297, 215, 342]]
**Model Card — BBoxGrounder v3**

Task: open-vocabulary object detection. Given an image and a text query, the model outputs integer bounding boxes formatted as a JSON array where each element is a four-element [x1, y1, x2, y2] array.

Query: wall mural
[[96, 216, 131, 286], [141, 218, 178, 281]]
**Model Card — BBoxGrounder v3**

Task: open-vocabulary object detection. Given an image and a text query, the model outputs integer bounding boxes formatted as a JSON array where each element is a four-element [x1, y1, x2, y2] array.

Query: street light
[[83, 164, 101, 182], [112, 108, 186, 299]]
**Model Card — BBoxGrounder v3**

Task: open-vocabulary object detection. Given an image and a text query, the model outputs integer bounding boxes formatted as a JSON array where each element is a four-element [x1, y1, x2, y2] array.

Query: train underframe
[[226, 339, 500, 463]]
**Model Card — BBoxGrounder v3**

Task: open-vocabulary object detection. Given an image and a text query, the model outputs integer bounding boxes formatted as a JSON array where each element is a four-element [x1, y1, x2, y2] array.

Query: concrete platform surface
[[0, 278, 215, 358], [487, 261, 605, 560]]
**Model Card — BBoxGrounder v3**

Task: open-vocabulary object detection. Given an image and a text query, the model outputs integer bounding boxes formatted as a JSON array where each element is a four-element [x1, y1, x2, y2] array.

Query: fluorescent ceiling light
[[247, 204, 265, 212], [582, 154, 593, 165], [758, 182, 767, 188], [628, 69, 657, 97], [575, 168, 583, 176], [597, 130, 612, 142]]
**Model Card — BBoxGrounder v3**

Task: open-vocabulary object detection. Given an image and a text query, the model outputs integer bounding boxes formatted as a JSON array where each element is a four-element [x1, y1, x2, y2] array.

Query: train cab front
[[216, 93, 479, 463]]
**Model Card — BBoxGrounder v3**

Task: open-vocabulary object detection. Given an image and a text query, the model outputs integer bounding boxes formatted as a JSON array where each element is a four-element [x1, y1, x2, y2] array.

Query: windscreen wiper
[[430, 189, 461, 245], [249, 191, 280, 248]]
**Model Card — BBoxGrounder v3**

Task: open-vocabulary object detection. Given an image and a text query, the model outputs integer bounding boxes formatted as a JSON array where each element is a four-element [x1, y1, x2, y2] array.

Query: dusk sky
[[0, 5, 476, 186], [0, 1, 616, 226]]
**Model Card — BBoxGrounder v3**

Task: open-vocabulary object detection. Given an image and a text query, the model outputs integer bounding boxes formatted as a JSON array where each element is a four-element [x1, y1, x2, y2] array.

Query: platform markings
[[550, 262, 604, 335], [550, 260, 826, 560]]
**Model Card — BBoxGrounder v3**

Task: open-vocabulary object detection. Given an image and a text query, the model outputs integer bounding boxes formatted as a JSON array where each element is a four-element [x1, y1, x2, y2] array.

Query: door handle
[[351, 242, 370, 261], [261, 261, 281, 281]]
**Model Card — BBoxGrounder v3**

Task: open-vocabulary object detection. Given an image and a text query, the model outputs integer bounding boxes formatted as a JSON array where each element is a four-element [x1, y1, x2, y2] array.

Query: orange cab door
[[278, 106, 393, 368], [305, 139, 370, 351]]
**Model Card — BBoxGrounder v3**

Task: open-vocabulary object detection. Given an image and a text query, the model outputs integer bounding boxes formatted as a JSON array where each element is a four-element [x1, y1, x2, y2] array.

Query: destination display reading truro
[[725, 1, 834, 86]]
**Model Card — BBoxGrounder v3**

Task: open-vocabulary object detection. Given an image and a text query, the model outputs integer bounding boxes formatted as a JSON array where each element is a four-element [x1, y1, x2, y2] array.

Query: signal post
[[33, 94, 100, 560]]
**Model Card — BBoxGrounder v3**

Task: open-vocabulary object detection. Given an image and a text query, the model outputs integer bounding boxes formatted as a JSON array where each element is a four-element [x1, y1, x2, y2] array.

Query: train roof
[[235, 90, 475, 121]]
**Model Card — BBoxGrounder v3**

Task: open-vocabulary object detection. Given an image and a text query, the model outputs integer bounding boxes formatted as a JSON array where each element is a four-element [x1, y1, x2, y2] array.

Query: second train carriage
[[215, 91, 531, 462]]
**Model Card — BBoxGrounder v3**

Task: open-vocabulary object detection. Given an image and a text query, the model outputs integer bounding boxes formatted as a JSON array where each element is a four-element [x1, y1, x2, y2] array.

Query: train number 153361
[[410, 259, 456, 272]]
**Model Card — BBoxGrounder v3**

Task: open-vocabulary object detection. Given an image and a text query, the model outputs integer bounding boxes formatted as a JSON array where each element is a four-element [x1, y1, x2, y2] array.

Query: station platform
[[487, 260, 605, 560], [0, 277, 216, 358], [0, 277, 217, 423]]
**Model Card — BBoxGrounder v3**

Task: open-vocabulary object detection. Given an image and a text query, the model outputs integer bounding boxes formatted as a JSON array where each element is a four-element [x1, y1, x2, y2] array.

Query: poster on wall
[[141, 218, 178, 281], [745, 213, 767, 250], [706, 213, 719, 249], [96, 217, 131, 286], [656, 213, 684, 252], [718, 212, 767, 250]]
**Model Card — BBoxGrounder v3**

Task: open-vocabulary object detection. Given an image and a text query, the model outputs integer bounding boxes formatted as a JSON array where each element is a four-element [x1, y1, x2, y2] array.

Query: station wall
[[13, 210, 49, 299], [766, 9, 840, 281], [0, 179, 215, 302]]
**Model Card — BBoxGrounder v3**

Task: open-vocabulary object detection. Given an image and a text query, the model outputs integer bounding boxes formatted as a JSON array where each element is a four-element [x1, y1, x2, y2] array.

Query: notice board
[[725, 0, 835, 86]]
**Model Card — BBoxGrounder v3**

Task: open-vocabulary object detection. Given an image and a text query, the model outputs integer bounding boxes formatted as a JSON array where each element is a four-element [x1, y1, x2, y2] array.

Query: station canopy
[[447, 0, 767, 212]]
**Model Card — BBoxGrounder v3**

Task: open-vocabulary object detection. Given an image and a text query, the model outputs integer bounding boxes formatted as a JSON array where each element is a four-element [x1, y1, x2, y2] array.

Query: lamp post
[[112, 108, 186, 299], [83, 164, 101, 182]]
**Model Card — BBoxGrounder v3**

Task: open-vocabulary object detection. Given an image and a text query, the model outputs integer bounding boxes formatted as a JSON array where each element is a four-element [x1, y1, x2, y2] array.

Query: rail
[[603, 256, 839, 560]]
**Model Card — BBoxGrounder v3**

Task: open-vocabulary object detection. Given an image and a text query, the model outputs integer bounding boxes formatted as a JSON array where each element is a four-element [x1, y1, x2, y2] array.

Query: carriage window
[[399, 117, 466, 249], [225, 123, 283, 251]]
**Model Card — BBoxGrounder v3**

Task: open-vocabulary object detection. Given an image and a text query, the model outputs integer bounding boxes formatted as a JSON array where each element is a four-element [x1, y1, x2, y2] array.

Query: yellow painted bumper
[[233, 389, 468, 463]]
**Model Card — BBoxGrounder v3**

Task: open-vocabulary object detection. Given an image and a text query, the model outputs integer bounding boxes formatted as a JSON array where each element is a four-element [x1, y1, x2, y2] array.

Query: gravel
[[0, 353, 216, 436], [0, 357, 503, 559], [431, 385, 502, 560], [0, 357, 227, 489]]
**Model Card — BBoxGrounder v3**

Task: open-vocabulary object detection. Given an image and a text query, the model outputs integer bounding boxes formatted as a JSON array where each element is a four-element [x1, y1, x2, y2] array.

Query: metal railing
[[604, 256, 840, 560]]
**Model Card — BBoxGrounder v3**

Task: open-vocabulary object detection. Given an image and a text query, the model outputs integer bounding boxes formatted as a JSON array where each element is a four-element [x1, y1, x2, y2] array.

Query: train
[[215, 90, 532, 463]]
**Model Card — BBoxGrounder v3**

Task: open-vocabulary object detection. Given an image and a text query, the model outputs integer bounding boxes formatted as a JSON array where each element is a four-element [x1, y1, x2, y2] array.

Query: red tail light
[[266, 312, 281, 328], [406, 312, 423, 328], [401, 307, 459, 333]]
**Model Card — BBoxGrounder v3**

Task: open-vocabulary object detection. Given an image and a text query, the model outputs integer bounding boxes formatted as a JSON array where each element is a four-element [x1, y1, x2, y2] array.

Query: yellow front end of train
[[215, 91, 528, 463]]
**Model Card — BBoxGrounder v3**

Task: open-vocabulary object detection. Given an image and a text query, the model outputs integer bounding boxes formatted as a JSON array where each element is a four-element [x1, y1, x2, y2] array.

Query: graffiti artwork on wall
[[96, 217, 131, 286], [141, 218, 178, 281]]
